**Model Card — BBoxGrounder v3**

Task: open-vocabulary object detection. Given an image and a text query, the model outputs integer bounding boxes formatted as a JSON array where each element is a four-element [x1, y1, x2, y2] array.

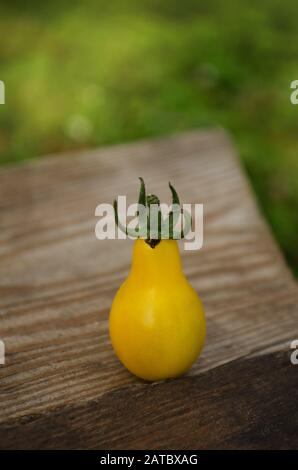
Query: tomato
[[109, 239, 206, 381]]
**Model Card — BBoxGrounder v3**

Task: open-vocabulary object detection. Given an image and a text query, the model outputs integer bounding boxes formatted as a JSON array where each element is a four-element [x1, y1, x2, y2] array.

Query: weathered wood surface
[[1, 351, 297, 450], [0, 130, 297, 449]]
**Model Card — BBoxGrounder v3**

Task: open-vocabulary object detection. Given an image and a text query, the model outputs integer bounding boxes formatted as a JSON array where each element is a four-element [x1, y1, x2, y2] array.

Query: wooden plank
[[1, 351, 297, 450], [0, 130, 297, 448]]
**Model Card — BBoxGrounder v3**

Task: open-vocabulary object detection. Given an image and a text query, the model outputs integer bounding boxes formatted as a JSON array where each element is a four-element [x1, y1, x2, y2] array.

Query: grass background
[[1, 0, 298, 275]]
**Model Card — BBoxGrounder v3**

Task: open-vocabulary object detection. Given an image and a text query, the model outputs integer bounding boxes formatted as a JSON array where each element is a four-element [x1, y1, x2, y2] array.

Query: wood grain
[[0, 130, 297, 448], [1, 351, 297, 450]]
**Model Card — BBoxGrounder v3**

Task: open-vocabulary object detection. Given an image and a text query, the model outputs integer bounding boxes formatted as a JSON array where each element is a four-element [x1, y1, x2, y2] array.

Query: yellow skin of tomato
[[109, 239, 206, 381]]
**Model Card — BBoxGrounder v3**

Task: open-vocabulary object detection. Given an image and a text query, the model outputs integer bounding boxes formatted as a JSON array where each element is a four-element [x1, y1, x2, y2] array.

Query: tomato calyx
[[113, 177, 192, 248]]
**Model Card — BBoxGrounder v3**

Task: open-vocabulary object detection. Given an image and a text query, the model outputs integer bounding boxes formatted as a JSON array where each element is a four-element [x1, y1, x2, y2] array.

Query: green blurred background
[[0, 0, 297, 275]]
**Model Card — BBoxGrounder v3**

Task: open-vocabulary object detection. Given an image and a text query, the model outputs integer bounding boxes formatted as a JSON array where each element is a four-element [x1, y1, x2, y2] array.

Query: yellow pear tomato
[[109, 239, 206, 381]]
